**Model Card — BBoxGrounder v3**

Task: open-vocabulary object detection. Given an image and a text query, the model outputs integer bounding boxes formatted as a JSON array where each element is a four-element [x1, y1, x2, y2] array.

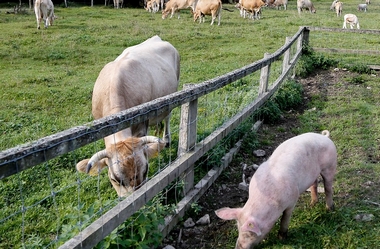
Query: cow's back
[[241, 0, 265, 10], [92, 36, 180, 120]]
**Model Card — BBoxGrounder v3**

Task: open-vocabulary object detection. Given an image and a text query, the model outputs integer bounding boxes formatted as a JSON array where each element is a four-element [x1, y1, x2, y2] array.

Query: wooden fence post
[[302, 27, 310, 47], [178, 84, 198, 195], [259, 53, 271, 95], [282, 37, 291, 74]]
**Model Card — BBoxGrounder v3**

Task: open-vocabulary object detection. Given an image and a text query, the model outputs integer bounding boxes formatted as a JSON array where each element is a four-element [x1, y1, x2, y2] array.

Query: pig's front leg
[[278, 205, 296, 240]]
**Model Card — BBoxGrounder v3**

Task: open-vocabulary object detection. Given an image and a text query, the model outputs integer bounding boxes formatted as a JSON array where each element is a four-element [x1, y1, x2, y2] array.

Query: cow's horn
[[86, 149, 109, 173], [140, 136, 164, 145]]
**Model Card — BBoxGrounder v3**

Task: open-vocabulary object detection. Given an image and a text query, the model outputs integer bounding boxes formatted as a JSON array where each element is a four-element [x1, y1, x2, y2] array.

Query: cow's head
[[162, 9, 170, 19], [76, 136, 166, 197]]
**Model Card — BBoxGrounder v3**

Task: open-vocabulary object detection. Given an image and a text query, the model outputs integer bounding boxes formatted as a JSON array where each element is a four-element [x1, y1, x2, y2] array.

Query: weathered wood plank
[[313, 48, 380, 55], [306, 26, 380, 35]]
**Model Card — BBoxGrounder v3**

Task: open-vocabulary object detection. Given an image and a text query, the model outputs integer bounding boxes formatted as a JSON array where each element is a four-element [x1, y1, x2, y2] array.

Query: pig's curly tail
[[321, 130, 330, 137]]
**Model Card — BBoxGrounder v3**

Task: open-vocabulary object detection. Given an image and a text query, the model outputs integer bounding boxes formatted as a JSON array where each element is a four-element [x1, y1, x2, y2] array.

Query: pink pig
[[215, 131, 337, 249]]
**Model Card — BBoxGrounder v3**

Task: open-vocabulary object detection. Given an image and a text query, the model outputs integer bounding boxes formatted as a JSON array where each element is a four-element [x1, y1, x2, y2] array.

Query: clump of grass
[[253, 80, 304, 124], [345, 63, 373, 74], [296, 45, 338, 77]]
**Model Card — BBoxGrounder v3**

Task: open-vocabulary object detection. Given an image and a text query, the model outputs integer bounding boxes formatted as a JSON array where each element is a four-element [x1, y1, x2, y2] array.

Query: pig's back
[[251, 133, 336, 198]]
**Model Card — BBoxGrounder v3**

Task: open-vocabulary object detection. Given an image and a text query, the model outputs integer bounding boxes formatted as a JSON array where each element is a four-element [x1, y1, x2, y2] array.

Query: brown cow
[[162, 0, 198, 19], [193, 0, 222, 25], [76, 36, 180, 197], [239, 0, 266, 20]]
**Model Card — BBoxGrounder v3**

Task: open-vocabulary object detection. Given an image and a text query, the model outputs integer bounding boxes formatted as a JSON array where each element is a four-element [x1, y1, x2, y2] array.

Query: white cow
[[330, 0, 338, 10], [343, 14, 360, 29], [335, 1, 342, 17], [76, 36, 180, 197], [114, 0, 123, 8], [297, 0, 316, 14], [357, 3, 367, 12], [34, 0, 55, 29], [272, 0, 288, 10]]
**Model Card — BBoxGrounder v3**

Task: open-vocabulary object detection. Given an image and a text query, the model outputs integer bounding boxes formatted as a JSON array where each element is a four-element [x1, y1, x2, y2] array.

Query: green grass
[[0, 1, 380, 248]]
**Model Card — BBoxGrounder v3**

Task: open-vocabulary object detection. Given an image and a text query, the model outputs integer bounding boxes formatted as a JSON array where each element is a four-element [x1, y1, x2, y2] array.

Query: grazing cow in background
[[216, 131, 337, 249], [114, 0, 123, 8], [34, 0, 55, 29], [358, 3, 367, 12], [335, 1, 342, 17], [146, 0, 160, 12], [76, 36, 180, 197], [297, 0, 316, 14], [272, 0, 288, 10], [365, 0, 370, 4], [162, 0, 198, 19], [343, 13, 360, 29], [238, 0, 266, 20], [193, 0, 222, 25], [330, 0, 338, 10]]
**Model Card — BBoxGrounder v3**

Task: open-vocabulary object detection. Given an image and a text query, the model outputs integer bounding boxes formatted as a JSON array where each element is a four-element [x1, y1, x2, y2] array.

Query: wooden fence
[[1, 26, 306, 248], [7, 25, 376, 248]]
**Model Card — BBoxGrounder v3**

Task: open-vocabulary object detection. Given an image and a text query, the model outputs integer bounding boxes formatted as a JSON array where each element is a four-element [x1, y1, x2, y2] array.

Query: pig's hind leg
[[321, 173, 335, 211]]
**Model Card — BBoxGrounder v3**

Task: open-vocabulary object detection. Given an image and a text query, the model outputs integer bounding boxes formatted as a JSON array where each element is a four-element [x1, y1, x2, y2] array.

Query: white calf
[[343, 14, 360, 29], [34, 0, 55, 29], [358, 3, 367, 12]]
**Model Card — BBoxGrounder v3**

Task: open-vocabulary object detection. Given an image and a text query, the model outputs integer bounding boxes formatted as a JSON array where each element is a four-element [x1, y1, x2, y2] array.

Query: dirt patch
[[160, 68, 365, 249]]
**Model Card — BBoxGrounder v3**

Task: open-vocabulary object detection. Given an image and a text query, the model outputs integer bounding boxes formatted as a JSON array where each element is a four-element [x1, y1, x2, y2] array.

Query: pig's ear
[[241, 218, 262, 236], [215, 207, 242, 220]]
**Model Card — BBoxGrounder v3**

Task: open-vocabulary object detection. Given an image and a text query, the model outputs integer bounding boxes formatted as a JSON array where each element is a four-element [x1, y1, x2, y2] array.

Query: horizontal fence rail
[[306, 26, 380, 56]]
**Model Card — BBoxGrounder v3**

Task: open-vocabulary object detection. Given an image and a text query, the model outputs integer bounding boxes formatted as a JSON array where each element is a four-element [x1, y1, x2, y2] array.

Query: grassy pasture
[[0, 1, 380, 248]]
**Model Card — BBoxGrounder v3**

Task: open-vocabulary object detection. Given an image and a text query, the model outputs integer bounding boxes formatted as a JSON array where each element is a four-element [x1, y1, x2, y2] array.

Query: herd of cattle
[[33, 0, 368, 28]]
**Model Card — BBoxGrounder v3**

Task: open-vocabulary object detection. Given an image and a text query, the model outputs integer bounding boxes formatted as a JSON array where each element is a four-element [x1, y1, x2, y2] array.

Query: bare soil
[[159, 68, 361, 249]]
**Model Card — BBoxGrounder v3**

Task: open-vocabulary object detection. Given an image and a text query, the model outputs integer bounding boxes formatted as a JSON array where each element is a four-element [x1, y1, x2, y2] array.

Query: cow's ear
[[76, 159, 90, 173], [241, 218, 262, 236], [215, 207, 242, 220], [143, 141, 166, 158]]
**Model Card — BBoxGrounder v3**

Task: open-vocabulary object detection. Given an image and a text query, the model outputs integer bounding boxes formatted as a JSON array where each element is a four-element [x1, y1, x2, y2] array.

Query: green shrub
[[296, 45, 338, 77], [253, 80, 304, 124], [273, 80, 304, 111], [345, 63, 373, 74]]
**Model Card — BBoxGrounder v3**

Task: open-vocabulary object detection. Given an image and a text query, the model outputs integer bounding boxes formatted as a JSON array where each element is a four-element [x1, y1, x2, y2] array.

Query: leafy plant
[[296, 45, 338, 77]]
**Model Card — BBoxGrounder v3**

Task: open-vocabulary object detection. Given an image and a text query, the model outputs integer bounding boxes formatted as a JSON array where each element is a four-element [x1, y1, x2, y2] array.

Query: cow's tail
[[321, 130, 330, 137]]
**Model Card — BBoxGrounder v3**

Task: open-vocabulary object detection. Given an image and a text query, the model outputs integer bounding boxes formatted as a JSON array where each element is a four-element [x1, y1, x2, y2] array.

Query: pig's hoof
[[278, 230, 288, 240], [310, 200, 318, 207], [326, 203, 335, 211]]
